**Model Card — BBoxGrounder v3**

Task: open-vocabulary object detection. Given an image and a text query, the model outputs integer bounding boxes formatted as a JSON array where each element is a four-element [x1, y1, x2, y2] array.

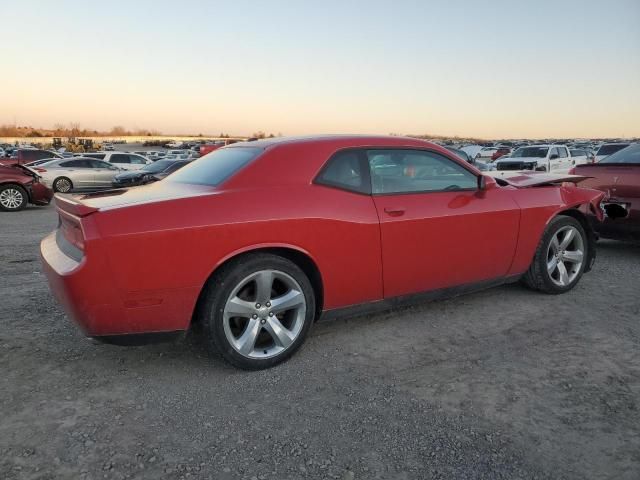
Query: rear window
[[598, 144, 629, 156], [167, 147, 261, 186]]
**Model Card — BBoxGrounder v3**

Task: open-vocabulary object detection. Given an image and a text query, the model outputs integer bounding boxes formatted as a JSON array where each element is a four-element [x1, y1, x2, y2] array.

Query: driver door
[[369, 149, 520, 298]]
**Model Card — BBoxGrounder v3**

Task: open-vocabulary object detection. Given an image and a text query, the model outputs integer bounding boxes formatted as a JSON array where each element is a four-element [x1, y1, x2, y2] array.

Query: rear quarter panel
[[93, 184, 383, 329]]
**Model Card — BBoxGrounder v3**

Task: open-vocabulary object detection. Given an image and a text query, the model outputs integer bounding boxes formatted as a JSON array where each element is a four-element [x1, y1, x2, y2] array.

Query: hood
[[501, 172, 591, 188], [54, 181, 215, 215]]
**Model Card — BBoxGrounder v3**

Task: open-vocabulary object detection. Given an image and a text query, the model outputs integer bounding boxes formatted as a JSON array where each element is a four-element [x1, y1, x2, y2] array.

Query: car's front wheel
[[199, 253, 315, 370], [0, 184, 27, 211], [523, 215, 587, 294]]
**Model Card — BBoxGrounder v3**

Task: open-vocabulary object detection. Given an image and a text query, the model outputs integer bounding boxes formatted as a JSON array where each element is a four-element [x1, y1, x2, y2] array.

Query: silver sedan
[[32, 157, 123, 193]]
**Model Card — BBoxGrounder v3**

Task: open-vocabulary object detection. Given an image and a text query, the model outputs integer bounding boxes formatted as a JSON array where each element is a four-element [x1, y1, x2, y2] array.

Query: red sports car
[[41, 136, 605, 369], [570, 143, 640, 241], [0, 164, 53, 211]]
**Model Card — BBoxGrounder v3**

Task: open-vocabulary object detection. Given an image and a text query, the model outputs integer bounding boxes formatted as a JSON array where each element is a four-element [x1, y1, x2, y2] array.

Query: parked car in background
[[494, 145, 572, 174], [594, 143, 631, 162], [570, 144, 640, 241], [32, 157, 122, 192], [474, 146, 498, 160], [200, 142, 226, 156], [41, 135, 605, 370], [0, 149, 63, 167], [569, 149, 594, 166], [491, 147, 511, 161], [112, 160, 190, 187], [102, 143, 115, 151], [445, 147, 472, 163], [82, 152, 151, 170], [0, 164, 53, 211]]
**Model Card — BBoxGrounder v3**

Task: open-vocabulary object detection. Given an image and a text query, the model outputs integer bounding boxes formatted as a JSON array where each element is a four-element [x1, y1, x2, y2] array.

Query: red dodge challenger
[[41, 136, 605, 369]]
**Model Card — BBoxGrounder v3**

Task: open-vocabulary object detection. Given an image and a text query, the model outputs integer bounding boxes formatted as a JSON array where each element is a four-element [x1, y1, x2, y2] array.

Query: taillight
[[34, 167, 47, 172], [59, 213, 85, 251]]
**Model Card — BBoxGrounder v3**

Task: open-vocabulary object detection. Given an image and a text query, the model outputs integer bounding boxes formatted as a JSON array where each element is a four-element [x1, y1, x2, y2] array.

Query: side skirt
[[320, 274, 522, 322]]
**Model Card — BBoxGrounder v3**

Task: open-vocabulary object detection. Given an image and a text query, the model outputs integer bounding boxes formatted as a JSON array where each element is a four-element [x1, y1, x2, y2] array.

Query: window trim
[[366, 147, 480, 197]]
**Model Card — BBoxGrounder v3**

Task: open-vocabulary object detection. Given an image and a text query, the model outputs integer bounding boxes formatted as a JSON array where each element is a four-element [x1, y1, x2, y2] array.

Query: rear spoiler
[[502, 173, 591, 188], [54, 194, 99, 217]]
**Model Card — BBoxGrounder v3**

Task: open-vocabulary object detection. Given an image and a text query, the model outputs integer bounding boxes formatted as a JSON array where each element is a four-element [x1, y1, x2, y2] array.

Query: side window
[[59, 160, 77, 167], [368, 149, 477, 195], [110, 154, 130, 164], [315, 150, 369, 194], [549, 147, 559, 158], [129, 155, 146, 165], [558, 147, 568, 158]]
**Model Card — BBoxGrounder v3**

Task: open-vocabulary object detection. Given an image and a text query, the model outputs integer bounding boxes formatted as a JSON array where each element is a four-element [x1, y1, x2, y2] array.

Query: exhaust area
[[603, 202, 629, 219]]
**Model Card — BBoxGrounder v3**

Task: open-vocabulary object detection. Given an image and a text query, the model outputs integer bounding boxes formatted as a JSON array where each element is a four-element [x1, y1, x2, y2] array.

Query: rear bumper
[[40, 231, 196, 338]]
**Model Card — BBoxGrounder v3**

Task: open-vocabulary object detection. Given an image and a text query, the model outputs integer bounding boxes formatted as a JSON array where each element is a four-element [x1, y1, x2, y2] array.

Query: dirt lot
[[1, 205, 639, 480]]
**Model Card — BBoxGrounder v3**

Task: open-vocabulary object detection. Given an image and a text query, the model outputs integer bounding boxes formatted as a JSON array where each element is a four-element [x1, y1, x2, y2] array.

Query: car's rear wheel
[[53, 177, 73, 193], [199, 253, 315, 370], [523, 215, 587, 294], [0, 184, 27, 211]]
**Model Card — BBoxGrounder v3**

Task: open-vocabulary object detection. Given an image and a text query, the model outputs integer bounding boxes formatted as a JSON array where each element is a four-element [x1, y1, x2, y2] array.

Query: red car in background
[[0, 164, 53, 211], [491, 147, 511, 161], [0, 148, 62, 167], [570, 143, 640, 241], [41, 135, 604, 370]]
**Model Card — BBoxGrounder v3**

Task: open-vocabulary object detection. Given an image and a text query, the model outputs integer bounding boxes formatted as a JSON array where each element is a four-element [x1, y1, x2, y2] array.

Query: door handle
[[384, 207, 405, 217]]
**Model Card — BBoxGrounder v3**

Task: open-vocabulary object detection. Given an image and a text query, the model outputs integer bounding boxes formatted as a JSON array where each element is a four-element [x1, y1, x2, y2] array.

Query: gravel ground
[[1, 205, 639, 480]]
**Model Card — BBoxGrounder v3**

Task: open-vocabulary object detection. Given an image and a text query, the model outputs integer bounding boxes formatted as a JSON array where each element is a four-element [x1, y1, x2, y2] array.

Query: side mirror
[[478, 174, 496, 191], [550, 154, 559, 160]]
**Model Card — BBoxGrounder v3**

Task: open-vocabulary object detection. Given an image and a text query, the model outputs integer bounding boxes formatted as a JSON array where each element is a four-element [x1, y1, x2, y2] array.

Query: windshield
[[597, 144, 629, 156], [141, 160, 175, 173], [168, 147, 262, 186], [599, 144, 640, 164], [511, 147, 549, 158]]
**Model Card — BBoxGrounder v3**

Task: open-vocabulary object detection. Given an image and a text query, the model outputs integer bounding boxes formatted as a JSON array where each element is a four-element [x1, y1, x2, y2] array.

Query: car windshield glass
[[598, 144, 629, 156], [141, 160, 174, 173], [512, 147, 549, 158], [599, 144, 640, 164], [168, 147, 261, 186]]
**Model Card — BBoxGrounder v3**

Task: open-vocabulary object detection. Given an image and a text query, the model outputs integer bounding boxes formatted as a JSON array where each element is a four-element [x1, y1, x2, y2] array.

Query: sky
[[1, 0, 639, 139]]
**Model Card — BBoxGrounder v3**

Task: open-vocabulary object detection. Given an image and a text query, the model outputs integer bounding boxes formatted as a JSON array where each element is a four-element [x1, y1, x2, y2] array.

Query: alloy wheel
[[0, 188, 24, 210], [55, 178, 72, 193], [223, 269, 306, 359], [546, 225, 584, 287]]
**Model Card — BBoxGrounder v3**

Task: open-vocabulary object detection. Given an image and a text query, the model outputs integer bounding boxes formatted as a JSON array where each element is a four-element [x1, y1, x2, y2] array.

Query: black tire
[[0, 184, 28, 212], [53, 177, 73, 193], [198, 253, 316, 370], [522, 215, 588, 294]]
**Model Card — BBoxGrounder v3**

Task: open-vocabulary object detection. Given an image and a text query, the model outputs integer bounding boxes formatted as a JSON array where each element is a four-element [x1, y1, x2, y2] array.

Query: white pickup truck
[[491, 145, 573, 177]]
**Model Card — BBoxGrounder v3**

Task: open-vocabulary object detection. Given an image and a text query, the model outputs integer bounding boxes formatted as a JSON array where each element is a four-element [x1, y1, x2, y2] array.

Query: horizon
[[2, 0, 639, 138]]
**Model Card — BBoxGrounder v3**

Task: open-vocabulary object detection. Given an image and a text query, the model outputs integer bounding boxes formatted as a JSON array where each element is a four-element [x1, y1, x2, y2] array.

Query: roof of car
[[228, 134, 440, 150]]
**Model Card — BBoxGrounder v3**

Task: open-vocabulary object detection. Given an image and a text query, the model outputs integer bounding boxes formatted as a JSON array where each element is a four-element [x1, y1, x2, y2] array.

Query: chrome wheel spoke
[[263, 316, 295, 349], [235, 318, 261, 355], [226, 296, 256, 318], [550, 235, 560, 254], [270, 289, 304, 314], [562, 250, 583, 264], [547, 255, 558, 274], [559, 228, 575, 250], [557, 261, 570, 286], [255, 270, 273, 303]]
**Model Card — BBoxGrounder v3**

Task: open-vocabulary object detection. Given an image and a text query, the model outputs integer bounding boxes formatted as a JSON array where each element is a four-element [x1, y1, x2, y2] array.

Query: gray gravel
[[1, 205, 639, 480]]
